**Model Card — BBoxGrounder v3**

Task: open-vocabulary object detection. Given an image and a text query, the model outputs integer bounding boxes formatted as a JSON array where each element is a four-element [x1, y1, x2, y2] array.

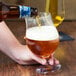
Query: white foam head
[[26, 26, 59, 41]]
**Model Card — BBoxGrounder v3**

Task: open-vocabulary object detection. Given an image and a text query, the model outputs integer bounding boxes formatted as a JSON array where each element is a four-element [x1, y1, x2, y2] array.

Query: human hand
[[9, 45, 59, 65], [8, 45, 47, 65], [0, 21, 59, 65]]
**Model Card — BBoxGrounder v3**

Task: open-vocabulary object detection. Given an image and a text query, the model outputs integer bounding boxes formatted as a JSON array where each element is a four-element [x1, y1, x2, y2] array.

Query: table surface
[[0, 21, 76, 76]]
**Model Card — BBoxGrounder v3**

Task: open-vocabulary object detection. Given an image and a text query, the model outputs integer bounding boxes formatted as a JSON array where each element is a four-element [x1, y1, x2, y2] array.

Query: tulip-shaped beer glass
[[25, 12, 61, 74]]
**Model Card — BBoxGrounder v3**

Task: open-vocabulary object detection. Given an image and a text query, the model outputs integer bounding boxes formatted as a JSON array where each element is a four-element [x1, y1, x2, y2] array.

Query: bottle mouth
[[31, 7, 38, 17]]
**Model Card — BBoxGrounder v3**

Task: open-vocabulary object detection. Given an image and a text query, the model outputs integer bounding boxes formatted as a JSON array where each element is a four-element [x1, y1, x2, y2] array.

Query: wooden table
[[0, 21, 76, 76]]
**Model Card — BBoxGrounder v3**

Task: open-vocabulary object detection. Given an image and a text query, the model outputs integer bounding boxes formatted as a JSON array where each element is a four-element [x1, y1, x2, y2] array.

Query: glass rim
[[25, 12, 51, 19]]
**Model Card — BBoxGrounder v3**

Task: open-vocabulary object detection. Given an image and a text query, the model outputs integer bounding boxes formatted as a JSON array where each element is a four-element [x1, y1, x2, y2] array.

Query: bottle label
[[19, 5, 31, 18]]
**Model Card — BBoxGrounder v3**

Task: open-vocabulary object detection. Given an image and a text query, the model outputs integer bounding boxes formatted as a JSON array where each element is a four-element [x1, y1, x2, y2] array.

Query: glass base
[[36, 64, 61, 74]]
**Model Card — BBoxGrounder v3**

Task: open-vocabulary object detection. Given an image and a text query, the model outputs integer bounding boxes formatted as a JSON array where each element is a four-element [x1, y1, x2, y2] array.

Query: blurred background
[[1, 0, 76, 20]]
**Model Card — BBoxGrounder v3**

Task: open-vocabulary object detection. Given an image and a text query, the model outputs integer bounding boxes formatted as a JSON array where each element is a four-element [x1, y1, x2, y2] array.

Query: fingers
[[17, 45, 46, 65], [32, 55, 46, 65], [49, 57, 59, 65], [15, 57, 46, 65], [15, 56, 46, 65], [15, 59, 39, 65], [25, 45, 47, 65]]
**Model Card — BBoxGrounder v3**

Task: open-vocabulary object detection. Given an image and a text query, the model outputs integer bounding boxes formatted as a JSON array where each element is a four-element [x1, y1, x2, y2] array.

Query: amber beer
[[26, 26, 59, 58]]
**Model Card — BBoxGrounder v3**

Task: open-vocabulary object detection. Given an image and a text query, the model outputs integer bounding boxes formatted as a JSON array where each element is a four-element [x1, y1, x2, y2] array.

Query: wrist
[[8, 41, 22, 51]]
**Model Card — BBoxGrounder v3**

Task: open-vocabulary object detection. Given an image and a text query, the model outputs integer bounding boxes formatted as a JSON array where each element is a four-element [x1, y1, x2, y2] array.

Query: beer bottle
[[0, 2, 38, 22]]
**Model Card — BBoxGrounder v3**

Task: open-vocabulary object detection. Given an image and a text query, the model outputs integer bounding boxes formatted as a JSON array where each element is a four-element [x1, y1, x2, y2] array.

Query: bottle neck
[[19, 6, 38, 18], [0, 2, 38, 21], [7, 6, 20, 19], [19, 5, 31, 18], [3, 5, 38, 19]]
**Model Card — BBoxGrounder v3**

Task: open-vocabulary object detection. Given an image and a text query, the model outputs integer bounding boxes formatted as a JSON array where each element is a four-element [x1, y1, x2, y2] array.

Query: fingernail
[[55, 60, 59, 65], [41, 59, 46, 65], [49, 59, 53, 65]]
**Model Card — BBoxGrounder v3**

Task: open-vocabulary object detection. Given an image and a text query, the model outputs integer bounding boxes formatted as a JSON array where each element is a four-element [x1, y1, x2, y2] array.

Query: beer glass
[[25, 12, 61, 74]]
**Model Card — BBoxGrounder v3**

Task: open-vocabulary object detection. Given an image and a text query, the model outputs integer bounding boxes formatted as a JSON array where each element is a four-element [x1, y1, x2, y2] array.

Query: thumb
[[32, 54, 46, 65]]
